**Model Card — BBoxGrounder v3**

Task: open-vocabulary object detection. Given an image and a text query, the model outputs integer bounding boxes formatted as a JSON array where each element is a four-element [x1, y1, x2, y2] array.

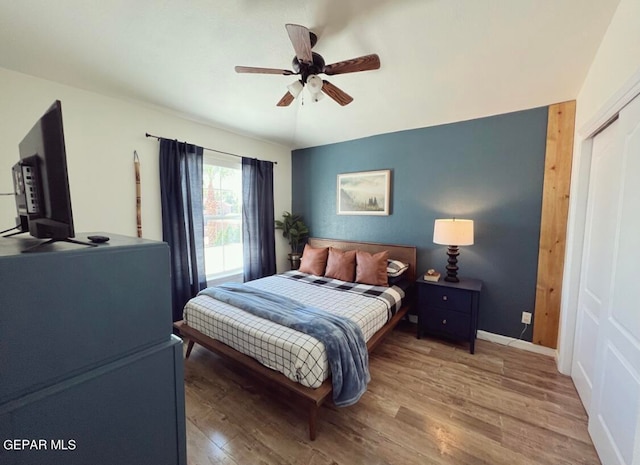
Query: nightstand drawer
[[421, 286, 472, 313], [415, 276, 482, 353], [423, 308, 470, 339]]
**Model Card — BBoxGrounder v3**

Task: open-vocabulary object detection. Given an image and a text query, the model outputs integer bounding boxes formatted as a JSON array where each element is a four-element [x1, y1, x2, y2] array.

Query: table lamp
[[433, 218, 474, 282]]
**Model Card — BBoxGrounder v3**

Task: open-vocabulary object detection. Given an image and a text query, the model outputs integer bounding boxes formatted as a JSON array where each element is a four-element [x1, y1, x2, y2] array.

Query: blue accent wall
[[292, 107, 548, 340]]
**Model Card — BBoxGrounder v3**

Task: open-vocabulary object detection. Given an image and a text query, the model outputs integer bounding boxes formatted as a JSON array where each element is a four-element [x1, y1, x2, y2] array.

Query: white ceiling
[[0, 0, 619, 149]]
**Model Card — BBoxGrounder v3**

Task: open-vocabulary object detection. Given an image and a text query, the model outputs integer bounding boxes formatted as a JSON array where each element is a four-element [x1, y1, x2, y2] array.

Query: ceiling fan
[[234, 24, 380, 107]]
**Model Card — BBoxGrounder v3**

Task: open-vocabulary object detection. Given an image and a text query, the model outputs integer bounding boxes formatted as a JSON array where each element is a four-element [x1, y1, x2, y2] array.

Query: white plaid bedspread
[[183, 271, 405, 388]]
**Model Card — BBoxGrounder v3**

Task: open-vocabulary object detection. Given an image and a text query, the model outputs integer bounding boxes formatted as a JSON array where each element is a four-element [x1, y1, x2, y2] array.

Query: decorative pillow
[[324, 247, 357, 282], [387, 259, 409, 278], [356, 250, 389, 286], [298, 244, 329, 276]]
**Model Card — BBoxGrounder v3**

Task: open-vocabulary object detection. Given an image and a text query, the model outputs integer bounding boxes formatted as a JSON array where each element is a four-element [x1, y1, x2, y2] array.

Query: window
[[203, 154, 243, 281]]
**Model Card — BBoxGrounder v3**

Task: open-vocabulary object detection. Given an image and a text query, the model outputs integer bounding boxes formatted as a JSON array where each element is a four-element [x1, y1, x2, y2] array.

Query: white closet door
[[588, 94, 640, 465], [573, 94, 640, 465], [571, 116, 623, 411]]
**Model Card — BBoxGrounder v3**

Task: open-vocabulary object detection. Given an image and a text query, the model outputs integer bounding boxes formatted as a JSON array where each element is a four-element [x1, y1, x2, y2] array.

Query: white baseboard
[[407, 315, 557, 358], [477, 330, 557, 358]]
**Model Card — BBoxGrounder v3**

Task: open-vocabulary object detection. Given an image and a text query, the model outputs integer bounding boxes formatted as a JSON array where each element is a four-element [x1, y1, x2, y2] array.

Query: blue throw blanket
[[198, 283, 370, 406]]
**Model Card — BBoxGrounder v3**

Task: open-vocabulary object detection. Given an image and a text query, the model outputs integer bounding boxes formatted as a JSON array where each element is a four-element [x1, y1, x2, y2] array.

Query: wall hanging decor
[[337, 169, 390, 215]]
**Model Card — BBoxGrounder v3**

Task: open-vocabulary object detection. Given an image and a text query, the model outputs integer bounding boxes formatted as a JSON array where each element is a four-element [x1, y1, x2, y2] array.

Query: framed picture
[[337, 169, 391, 215]]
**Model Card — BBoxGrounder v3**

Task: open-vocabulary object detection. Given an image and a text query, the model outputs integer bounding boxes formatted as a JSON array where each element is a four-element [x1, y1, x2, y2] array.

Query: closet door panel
[[584, 94, 640, 465]]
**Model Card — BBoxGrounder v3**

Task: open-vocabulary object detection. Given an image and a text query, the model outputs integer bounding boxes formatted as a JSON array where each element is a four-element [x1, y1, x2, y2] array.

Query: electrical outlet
[[521, 311, 532, 325]]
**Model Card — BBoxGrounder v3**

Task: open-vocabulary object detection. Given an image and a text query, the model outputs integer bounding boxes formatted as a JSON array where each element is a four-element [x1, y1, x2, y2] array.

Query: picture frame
[[337, 169, 391, 215]]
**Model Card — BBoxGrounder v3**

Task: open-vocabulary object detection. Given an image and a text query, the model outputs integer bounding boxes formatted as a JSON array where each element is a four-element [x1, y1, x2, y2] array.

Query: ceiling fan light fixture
[[306, 74, 323, 94], [235, 24, 380, 107], [287, 80, 304, 98]]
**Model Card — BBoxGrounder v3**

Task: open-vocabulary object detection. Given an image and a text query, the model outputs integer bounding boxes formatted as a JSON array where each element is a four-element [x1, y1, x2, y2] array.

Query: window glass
[[203, 154, 242, 280]]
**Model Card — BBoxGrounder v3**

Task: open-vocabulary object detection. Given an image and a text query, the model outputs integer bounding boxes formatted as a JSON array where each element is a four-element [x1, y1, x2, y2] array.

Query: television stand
[[1, 219, 28, 237], [21, 237, 98, 253], [2, 228, 24, 238]]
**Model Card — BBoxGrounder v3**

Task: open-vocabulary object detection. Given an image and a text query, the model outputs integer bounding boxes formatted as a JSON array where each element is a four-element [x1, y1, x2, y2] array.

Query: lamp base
[[444, 245, 460, 283]]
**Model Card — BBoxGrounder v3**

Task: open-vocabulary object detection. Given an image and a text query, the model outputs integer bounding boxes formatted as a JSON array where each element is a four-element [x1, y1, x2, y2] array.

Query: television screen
[[4, 100, 97, 252], [14, 100, 75, 241]]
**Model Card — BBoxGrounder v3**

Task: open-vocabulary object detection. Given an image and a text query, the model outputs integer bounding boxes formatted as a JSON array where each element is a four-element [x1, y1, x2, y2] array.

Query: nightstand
[[416, 275, 482, 354]]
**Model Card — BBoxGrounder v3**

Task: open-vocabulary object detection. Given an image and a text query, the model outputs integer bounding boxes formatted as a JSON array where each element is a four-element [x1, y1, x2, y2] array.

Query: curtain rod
[[145, 133, 277, 164]]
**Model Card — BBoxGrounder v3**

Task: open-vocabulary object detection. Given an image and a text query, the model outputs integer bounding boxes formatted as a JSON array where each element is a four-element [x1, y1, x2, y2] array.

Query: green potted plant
[[275, 211, 309, 270]]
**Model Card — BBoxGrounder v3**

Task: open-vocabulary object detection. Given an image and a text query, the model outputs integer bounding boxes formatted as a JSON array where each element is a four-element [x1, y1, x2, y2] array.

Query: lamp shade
[[287, 80, 303, 98], [306, 75, 323, 94], [433, 219, 474, 246]]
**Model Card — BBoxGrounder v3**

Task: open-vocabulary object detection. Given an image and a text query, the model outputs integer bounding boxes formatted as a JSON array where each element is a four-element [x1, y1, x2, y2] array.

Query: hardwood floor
[[183, 321, 600, 465]]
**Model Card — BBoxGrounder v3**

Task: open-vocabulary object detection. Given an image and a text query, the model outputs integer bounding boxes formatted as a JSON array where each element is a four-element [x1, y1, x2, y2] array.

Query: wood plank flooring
[[182, 321, 600, 465]]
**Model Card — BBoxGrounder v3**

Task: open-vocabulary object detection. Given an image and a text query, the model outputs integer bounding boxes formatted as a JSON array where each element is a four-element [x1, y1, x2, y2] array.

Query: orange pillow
[[298, 244, 329, 276], [355, 250, 389, 286], [324, 247, 357, 282]]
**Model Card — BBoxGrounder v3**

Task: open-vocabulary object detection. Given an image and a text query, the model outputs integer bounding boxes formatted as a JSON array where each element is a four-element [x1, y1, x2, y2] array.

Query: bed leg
[[185, 340, 195, 358], [308, 404, 318, 441]]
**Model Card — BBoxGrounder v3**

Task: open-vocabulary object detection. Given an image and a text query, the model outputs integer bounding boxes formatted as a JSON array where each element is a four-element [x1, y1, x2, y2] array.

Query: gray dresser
[[0, 233, 186, 465]]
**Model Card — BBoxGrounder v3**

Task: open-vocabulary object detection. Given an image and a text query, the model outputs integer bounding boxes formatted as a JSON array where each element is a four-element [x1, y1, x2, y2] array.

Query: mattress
[[183, 270, 405, 388]]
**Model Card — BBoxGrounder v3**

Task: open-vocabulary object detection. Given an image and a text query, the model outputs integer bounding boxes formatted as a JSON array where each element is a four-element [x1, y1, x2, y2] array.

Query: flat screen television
[[6, 100, 93, 251]]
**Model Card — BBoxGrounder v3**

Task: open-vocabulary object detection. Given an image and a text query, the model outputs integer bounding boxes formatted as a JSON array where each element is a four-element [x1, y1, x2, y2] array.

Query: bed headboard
[[307, 237, 417, 282]]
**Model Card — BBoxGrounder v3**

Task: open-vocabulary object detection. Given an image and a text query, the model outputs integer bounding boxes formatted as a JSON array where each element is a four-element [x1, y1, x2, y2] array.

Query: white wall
[[558, 0, 640, 374], [574, 0, 640, 128], [0, 67, 292, 272]]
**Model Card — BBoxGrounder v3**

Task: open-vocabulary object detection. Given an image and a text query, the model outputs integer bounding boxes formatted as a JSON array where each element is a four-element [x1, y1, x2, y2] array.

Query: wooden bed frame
[[174, 237, 417, 440]]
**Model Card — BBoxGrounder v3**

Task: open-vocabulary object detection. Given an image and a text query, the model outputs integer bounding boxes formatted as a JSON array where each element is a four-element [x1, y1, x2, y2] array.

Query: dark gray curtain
[[242, 157, 276, 281], [159, 139, 207, 321]]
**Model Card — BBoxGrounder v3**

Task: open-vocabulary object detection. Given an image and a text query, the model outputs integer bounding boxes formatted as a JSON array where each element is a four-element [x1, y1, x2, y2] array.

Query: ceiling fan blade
[[321, 80, 353, 106], [235, 66, 294, 75], [324, 54, 380, 75], [277, 91, 295, 107], [285, 24, 313, 64]]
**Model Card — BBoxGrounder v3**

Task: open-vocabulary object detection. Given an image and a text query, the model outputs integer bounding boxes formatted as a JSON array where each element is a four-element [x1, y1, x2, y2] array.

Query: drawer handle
[[442, 319, 447, 325], [442, 296, 448, 301]]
